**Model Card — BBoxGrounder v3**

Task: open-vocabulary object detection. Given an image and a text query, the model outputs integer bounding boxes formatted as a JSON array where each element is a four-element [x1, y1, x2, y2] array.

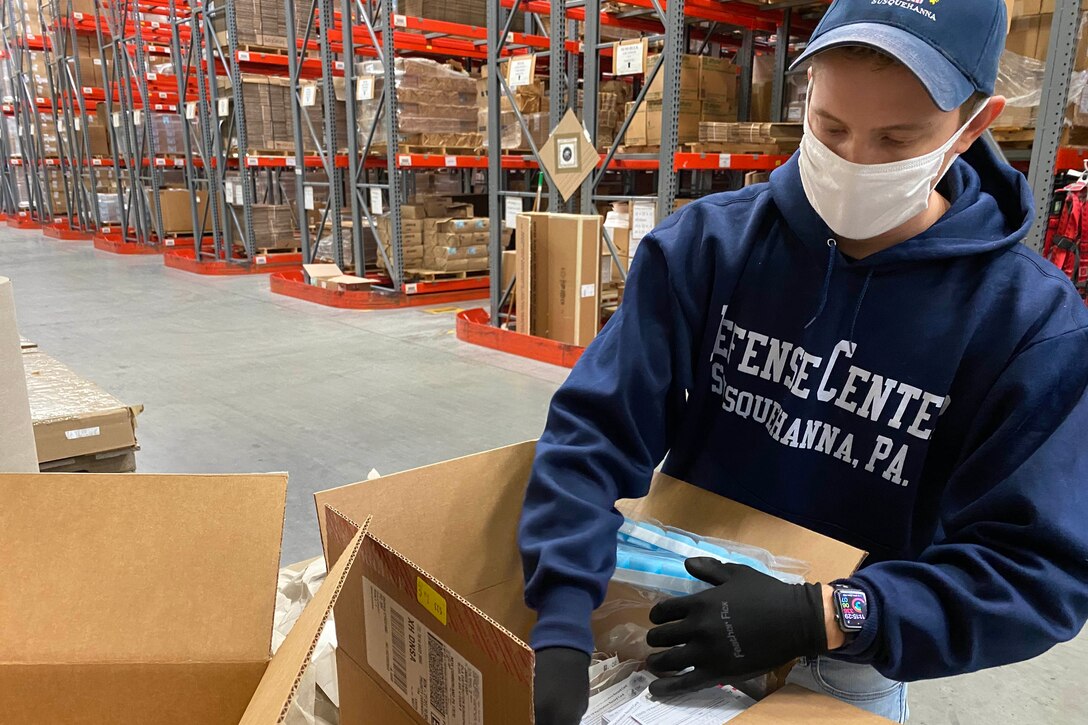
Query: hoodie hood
[[769, 139, 1035, 269]]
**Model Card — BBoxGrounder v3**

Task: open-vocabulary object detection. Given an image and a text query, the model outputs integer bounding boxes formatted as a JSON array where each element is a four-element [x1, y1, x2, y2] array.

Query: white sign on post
[[357, 77, 374, 101], [301, 84, 317, 107], [630, 199, 656, 259], [217, 98, 229, 117], [304, 186, 315, 211], [186, 101, 196, 119], [369, 187, 382, 214], [507, 55, 534, 88], [111, 112, 121, 127], [224, 181, 234, 204], [133, 110, 142, 125], [504, 196, 522, 229], [614, 41, 645, 76]]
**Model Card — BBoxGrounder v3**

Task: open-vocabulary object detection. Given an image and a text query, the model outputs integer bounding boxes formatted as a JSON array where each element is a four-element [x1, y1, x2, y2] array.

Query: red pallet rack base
[[164, 248, 302, 275], [44, 221, 94, 240], [93, 234, 161, 254], [455, 307, 585, 368], [7, 213, 41, 229], [270, 270, 489, 309]]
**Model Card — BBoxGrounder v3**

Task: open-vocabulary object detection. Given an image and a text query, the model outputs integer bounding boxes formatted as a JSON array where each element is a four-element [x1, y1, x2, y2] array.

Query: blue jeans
[[786, 656, 909, 723]]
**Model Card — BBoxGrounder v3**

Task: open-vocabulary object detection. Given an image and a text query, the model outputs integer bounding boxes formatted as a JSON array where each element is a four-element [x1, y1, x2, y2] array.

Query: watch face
[[837, 590, 867, 630]]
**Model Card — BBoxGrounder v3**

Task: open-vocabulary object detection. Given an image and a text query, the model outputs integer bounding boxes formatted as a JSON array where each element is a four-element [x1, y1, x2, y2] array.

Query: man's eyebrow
[[811, 107, 932, 132]]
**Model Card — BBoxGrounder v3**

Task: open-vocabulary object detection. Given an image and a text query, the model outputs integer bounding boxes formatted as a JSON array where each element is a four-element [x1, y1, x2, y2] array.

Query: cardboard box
[[647, 53, 701, 99], [303, 263, 343, 287], [0, 468, 368, 724], [623, 102, 648, 146], [22, 351, 141, 465], [699, 56, 739, 100], [313, 441, 877, 725], [325, 275, 374, 292], [156, 188, 207, 234], [399, 203, 427, 219], [515, 213, 601, 346]]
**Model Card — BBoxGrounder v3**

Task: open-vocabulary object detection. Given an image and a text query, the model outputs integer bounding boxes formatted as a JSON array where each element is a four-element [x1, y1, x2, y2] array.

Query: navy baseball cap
[[790, 0, 1008, 112]]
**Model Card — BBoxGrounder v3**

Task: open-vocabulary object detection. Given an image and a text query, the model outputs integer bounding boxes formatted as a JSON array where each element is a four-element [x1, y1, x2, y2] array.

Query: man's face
[[807, 52, 966, 166]]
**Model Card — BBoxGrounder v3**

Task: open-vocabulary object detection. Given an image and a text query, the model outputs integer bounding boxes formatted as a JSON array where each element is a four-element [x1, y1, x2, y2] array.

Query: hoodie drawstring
[[848, 270, 873, 347], [805, 239, 837, 329]]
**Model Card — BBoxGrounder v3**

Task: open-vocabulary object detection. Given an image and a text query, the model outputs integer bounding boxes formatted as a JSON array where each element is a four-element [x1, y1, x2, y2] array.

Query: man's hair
[[811, 45, 987, 122]]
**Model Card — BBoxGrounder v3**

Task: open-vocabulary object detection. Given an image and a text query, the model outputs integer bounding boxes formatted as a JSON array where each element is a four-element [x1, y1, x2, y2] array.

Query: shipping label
[[364, 576, 483, 725]]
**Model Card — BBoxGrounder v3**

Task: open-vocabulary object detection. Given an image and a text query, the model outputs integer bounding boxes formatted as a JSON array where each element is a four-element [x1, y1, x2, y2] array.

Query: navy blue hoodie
[[518, 142, 1088, 682]]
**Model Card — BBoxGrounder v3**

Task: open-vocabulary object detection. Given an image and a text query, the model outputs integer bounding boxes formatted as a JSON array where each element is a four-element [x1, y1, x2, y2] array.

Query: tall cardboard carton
[[515, 213, 602, 346], [313, 442, 884, 725], [0, 471, 367, 724]]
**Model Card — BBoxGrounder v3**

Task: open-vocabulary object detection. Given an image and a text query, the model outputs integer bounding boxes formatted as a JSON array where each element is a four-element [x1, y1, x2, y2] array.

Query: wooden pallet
[[991, 127, 1036, 147], [686, 141, 799, 154], [243, 148, 295, 157], [405, 268, 489, 281], [235, 43, 291, 56], [256, 246, 301, 255], [40, 447, 137, 474], [369, 144, 485, 157]]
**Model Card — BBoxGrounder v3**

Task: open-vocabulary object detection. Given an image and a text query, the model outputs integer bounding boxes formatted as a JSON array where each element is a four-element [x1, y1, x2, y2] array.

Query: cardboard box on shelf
[[515, 213, 601, 346], [646, 99, 702, 145], [303, 263, 344, 288], [647, 53, 701, 99], [623, 102, 648, 146], [22, 351, 141, 466], [325, 275, 374, 292], [155, 188, 207, 234], [0, 466, 367, 724], [313, 441, 881, 725]]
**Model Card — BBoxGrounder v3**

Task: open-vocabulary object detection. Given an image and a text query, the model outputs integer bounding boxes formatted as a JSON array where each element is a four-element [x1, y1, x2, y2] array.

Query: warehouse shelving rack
[[2, 0, 53, 228], [41, 0, 107, 239], [270, 3, 562, 307], [163, 0, 306, 274], [466, 0, 807, 364]]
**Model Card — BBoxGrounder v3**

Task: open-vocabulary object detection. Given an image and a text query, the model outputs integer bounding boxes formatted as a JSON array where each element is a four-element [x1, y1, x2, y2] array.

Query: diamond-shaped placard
[[539, 108, 599, 202]]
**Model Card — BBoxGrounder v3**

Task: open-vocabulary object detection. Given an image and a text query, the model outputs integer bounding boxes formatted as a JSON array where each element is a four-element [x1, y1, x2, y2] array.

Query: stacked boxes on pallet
[[697, 122, 803, 151], [211, 0, 301, 48], [302, 81, 350, 153], [623, 54, 739, 146], [374, 198, 490, 275], [358, 58, 481, 149], [219, 74, 294, 151], [247, 205, 297, 248], [477, 68, 550, 151]]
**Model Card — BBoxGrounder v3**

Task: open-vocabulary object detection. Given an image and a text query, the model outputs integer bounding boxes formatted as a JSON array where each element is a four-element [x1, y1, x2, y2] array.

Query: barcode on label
[[428, 633, 447, 717], [391, 608, 409, 695]]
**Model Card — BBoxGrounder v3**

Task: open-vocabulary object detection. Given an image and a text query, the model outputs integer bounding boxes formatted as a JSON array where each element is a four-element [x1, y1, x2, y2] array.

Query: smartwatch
[[832, 584, 868, 634]]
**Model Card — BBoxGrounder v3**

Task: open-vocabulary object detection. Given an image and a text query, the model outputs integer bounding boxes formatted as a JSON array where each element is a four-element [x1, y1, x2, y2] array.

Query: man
[[520, 0, 1088, 723]]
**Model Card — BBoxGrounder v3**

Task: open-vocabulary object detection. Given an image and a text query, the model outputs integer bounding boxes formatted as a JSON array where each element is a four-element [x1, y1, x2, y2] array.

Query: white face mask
[[798, 90, 985, 240]]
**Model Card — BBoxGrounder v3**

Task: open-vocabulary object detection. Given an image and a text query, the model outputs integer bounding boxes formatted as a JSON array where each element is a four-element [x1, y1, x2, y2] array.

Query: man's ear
[[954, 96, 1007, 153]]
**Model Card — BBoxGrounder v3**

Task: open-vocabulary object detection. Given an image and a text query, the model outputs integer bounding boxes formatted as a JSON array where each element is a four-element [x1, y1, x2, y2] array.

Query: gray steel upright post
[[487, 0, 504, 322], [579, 0, 600, 213], [168, 0, 202, 243], [339, 0, 363, 272], [737, 30, 755, 122], [195, 3, 226, 258], [380, 0, 404, 288], [285, 0, 311, 267], [1025, 0, 1081, 253], [224, 0, 254, 259], [316, 0, 344, 268], [548, 0, 565, 211], [656, 0, 685, 219], [770, 9, 791, 124]]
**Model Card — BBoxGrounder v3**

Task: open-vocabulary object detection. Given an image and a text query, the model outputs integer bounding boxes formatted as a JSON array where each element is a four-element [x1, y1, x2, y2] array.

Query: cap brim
[[789, 23, 974, 112]]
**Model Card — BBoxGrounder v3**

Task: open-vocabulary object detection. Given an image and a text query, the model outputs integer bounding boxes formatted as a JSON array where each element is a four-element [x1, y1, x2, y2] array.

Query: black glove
[[534, 647, 590, 725], [645, 557, 827, 697]]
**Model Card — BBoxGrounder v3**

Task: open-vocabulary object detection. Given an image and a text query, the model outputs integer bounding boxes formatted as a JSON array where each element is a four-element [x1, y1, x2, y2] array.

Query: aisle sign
[[630, 199, 656, 259], [613, 39, 647, 76], [111, 112, 121, 127], [224, 181, 234, 204], [369, 187, 382, 214], [186, 102, 197, 119], [301, 84, 317, 107], [507, 55, 535, 88], [217, 98, 229, 117], [133, 110, 143, 125], [504, 196, 522, 229], [304, 186, 315, 211], [357, 77, 375, 101]]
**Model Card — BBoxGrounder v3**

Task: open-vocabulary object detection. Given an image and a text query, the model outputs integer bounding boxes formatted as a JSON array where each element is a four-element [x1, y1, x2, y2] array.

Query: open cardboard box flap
[[0, 472, 367, 724], [315, 441, 880, 724]]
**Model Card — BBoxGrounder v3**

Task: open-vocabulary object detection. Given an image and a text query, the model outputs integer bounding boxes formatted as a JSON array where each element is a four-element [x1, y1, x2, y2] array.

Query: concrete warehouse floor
[[1, 226, 1084, 723]]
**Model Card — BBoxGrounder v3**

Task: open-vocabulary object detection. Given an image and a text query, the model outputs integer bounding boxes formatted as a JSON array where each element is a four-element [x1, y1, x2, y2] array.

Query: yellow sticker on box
[[416, 576, 447, 625]]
